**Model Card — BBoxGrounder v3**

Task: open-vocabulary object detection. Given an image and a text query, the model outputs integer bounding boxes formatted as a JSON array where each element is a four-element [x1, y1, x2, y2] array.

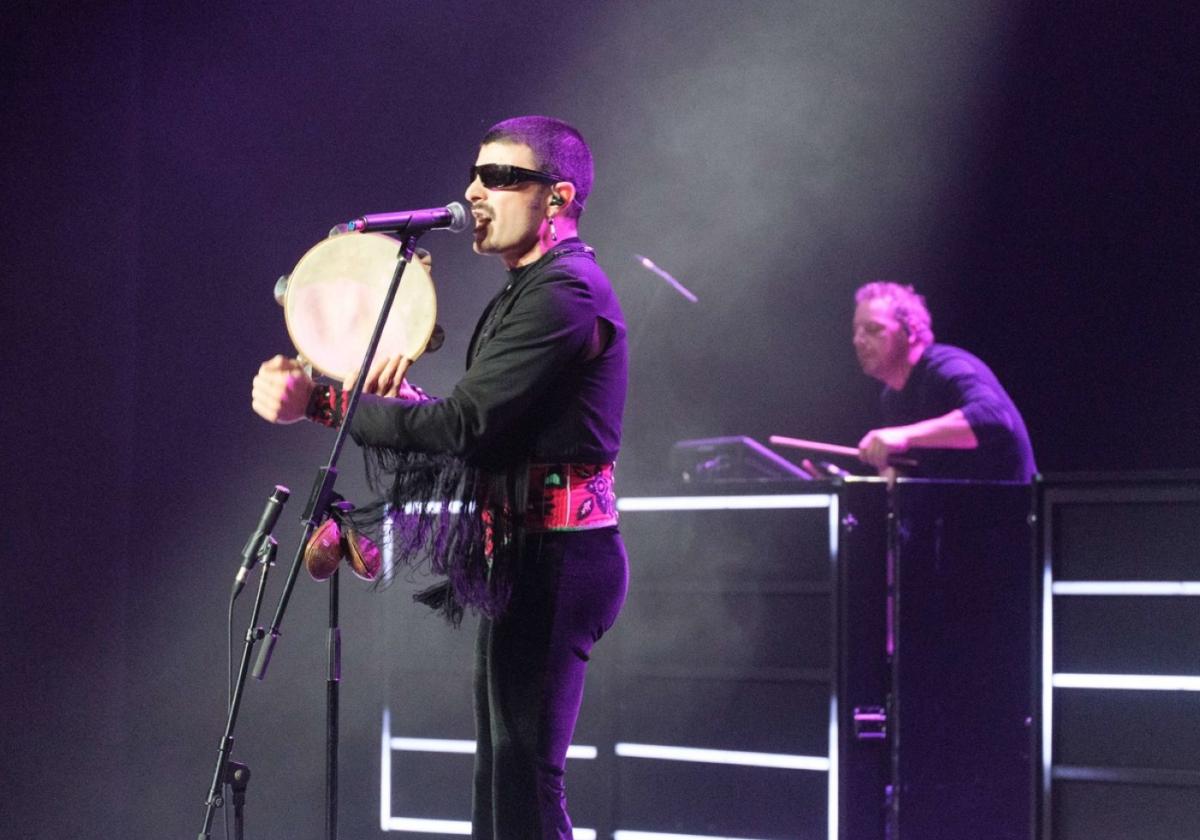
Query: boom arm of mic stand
[[252, 231, 422, 681]]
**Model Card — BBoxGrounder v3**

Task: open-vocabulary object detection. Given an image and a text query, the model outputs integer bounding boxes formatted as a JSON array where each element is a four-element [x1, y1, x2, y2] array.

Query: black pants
[[471, 527, 628, 839]]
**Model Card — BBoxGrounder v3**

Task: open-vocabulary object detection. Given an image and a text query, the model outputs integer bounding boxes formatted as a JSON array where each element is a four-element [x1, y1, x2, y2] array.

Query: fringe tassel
[[348, 447, 526, 623], [412, 581, 465, 627]]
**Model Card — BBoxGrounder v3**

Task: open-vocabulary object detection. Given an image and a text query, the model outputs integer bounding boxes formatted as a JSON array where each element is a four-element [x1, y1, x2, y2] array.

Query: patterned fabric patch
[[525, 463, 618, 531]]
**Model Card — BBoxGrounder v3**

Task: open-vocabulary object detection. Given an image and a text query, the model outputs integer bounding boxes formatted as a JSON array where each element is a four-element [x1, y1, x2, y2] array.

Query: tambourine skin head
[[283, 232, 437, 381]]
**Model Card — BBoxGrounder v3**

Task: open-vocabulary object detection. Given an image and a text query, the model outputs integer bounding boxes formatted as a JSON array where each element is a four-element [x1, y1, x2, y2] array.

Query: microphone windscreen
[[445, 202, 469, 234]]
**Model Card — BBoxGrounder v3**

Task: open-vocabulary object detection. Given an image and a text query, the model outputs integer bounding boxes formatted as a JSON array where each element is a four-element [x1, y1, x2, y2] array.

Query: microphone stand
[[228, 232, 422, 840], [225, 760, 251, 840], [326, 568, 340, 840], [199, 535, 279, 840]]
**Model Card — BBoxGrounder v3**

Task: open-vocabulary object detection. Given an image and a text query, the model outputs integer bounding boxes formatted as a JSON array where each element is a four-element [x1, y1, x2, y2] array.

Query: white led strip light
[[1053, 673, 1200, 691], [615, 742, 830, 772], [381, 821, 595, 839], [1052, 580, 1200, 596], [617, 494, 834, 512], [614, 832, 781, 840], [389, 736, 597, 760], [826, 494, 840, 840]]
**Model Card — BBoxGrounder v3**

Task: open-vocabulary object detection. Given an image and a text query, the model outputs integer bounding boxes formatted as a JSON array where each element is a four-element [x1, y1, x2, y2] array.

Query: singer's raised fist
[[252, 355, 314, 424]]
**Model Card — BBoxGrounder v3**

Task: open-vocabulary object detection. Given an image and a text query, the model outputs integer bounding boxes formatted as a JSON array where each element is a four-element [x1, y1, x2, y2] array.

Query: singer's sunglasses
[[470, 163, 564, 190]]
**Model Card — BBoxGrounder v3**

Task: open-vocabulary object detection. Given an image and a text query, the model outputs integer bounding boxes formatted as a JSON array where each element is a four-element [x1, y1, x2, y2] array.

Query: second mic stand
[[199, 536, 279, 840]]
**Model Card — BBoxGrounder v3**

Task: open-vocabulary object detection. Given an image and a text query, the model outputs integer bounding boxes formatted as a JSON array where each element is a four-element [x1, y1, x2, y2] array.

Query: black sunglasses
[[470, 163, 563, 190]]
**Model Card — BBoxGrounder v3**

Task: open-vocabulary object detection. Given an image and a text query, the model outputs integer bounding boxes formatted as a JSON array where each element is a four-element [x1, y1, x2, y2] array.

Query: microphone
[[633, 254, 699, 303], [346, 202, 469, 234], [233, 486, 290, 599]]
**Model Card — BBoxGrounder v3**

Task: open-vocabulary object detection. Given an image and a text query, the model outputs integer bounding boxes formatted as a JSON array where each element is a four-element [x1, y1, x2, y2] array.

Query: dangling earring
[[548, 217, 558, 242]]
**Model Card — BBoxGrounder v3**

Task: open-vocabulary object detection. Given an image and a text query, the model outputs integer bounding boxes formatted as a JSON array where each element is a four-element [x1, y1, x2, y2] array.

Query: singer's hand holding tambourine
[[343, 354, 428, 400]]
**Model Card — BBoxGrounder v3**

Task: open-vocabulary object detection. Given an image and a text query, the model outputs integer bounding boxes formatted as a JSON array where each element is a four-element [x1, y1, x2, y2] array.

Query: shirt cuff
[[306, 384, 349, 428]]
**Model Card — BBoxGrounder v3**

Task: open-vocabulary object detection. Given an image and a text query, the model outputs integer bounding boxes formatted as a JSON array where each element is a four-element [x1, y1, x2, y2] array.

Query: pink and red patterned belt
[[525, 463, 618, 532]]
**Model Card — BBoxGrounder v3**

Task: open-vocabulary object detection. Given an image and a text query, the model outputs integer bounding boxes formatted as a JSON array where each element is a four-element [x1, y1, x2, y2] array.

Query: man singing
[[252, 116, 629, 839], [852, 281, 1036, 481]]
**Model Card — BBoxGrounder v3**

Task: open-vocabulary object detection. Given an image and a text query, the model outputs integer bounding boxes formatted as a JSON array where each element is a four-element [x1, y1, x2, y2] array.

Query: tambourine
[[275, 230, 437, 382]]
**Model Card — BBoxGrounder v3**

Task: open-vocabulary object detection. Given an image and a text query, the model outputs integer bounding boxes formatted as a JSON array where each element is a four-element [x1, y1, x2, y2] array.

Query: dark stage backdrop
[[3, 1, 1197, 838]]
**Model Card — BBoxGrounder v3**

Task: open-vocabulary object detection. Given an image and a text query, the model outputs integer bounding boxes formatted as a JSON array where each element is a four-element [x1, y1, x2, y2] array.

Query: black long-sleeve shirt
[[350, 239, 627, 471], [880, 343, 1036, 481]]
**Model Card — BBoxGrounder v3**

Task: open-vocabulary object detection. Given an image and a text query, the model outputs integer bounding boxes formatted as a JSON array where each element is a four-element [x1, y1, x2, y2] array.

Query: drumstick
[[768, 435, 859, 458], [768, 435, 919, 467]]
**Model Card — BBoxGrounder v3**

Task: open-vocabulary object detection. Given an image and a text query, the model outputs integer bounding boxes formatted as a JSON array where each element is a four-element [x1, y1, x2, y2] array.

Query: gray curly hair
[[855, 281, 934, 345]]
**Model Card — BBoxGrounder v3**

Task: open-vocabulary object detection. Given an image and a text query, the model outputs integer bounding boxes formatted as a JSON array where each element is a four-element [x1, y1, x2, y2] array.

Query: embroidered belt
[[525, 463, 618, 532]]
